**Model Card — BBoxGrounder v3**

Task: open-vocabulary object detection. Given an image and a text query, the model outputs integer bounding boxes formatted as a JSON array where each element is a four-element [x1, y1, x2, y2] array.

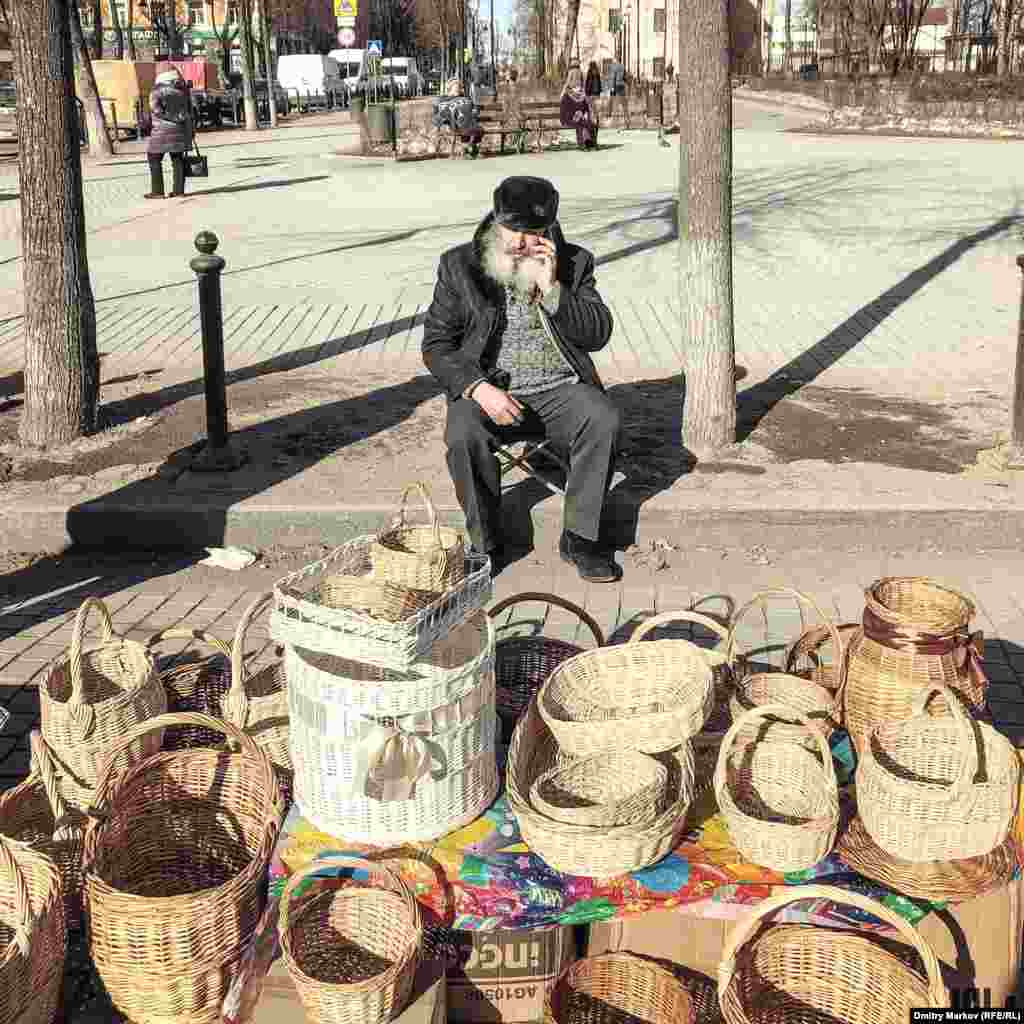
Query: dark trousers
[[147, 152, 185, 196], [444, 381, 621, 552]]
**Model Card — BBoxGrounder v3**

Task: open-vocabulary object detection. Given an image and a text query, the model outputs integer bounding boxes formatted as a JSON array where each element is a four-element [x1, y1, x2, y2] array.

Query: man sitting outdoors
[[422, 176, 622, 583]]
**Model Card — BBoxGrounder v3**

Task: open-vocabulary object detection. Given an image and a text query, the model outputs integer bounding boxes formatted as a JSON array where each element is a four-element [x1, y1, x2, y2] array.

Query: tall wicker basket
[[843, 577, 988, 757], [39, 596, 167, 805]]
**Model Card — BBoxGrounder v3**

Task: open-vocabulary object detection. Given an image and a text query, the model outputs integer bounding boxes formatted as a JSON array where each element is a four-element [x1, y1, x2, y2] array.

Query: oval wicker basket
[[843, 576, 987, 756], [145, 627, 233, 751], [507, 698, 693, 877], [718, 885, 948, 1024], [715, 704, 839, 872], [227, 592, 292, 802], [545, 953, 696, 1024], [83, 711, 284, 1024], [784, 622, 861, 692], [279, 854, 422, 1024], [529, 750, 670, 828], [40, 597, 167, 804], [857, 683, 1019, 862], [0, 835, 66, 1024], [490, 592, 604, 744], [370, 482, 465, 592], [538, 642, 713, 755], [0, 731, 87, 934], [729, 672, 838, 749]]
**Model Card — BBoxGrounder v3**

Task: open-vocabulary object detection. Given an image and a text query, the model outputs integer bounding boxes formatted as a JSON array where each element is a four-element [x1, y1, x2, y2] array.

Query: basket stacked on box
[[272, 483, 498, 844]]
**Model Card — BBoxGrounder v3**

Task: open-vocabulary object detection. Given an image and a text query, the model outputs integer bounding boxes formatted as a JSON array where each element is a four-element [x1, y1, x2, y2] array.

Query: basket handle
[[28, 730, 79, 843], [226, 592, 273, 730], [145, 627, 232, 663], [713, 702, 839, 812], [726, 589, 844, 678], [279, 853, 422, 950], [900, 683, 978, 803], [784, 623, 858, 677], [393, 481, 442, 551], [0, 835, 34, 957], [67, 596, 119, 740], [488, 592, 605, 648], [718, 884, 947, 1008], [631, 609, 731, 668]]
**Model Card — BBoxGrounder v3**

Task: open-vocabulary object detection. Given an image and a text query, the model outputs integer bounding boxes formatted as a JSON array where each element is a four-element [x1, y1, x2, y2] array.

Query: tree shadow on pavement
[[183, 175, 330, 199]]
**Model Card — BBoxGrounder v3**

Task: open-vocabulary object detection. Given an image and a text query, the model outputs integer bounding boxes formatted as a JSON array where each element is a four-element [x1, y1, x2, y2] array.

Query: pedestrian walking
[[606, 58, 629, 130], [584, 60, 602, 98], [559, 67, 598, 151], [145, 68, 194, 200]]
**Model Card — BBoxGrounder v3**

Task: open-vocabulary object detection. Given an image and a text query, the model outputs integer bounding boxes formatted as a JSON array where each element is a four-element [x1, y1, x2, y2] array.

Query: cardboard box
[[445, 926, 576, 1024], [588, 881, 1024, 1012]]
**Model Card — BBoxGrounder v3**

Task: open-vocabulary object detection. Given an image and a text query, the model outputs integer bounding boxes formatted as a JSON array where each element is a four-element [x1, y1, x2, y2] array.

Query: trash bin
[[350, 95, 365, 115], [366, 103, 397, 143], [799, 63, 820, 81]]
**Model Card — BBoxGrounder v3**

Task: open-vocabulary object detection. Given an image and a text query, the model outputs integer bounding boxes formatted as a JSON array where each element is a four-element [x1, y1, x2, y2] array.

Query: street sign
[[333, 0, 357, 16], [367, 40, 383, 57], [337, 27, 356, 46]]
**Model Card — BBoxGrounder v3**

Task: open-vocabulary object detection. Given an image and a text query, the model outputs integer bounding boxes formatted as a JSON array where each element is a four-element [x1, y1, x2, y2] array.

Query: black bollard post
[[190, 231, 245, 472], [1009, 255, 1024, 468]]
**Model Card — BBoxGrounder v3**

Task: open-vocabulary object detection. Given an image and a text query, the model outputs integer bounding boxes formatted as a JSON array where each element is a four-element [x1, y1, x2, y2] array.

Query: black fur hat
[[492, 176, 559, 233]]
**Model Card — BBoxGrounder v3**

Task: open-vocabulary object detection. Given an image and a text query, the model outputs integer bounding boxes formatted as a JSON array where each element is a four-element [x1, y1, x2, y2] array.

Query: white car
[[378, 58, 422, 97]]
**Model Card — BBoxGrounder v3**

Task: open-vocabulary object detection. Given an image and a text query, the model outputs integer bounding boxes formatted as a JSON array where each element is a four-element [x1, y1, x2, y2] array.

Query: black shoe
[[471, 543, 509, 577], [559, 530, 621, 583]]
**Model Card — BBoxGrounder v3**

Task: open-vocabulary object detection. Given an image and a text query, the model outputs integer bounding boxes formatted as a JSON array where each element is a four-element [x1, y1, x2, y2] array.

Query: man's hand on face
[[525, 235, 557, 293], [471, 382, 525, 427]]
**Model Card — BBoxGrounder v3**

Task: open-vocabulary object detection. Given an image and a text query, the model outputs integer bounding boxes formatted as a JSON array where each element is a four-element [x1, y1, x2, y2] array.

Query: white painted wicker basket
[[271, 537, 492, 671]]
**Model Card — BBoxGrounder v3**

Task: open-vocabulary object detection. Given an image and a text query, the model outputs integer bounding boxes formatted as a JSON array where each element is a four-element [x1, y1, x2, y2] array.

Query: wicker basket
[[726, 588, 845, 684], [0, 731, 87, 934], [785, 623, 861, 692], [507, 698, 693, 877], [545, 953, 695, 1024], [145, 627, 233, 751], [714, 704, 839, 872], [83, 711, 284, 1024], [490, 592, 605, 744], [539, 642, 713, 755], [371, 482, 465, 592], [273, 538, 492, 671], [718, 885, 947, 1024], [227, 592, 292, 801], [857, 683, 1019, 862], [529, 750, 670, 828], [843, 576, 988, 757], [0, 835, 66, 1024], [40, 596, 167, 804], [729, 672, 838, 750], [280, 854, 422, 1024]]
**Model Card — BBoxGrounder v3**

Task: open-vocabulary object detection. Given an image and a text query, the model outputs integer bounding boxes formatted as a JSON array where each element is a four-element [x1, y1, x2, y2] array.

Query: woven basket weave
[[83, 711, 284, 1024], [843, 576, 987, 757], [729, 672, 838, 750], [0, 835, 66, 1024], [545, 954, 696, 1024], [0, 731, 87, 934], [539, 641, 713, 755], [280, 854, 422, 1024], [715, 704, 839, 872], [785, 623, 861, 692], [857, 683, 1019, 862], [40, 597, 167, 804], [490, 592, 604, 744], [371, 482, 465, 592]]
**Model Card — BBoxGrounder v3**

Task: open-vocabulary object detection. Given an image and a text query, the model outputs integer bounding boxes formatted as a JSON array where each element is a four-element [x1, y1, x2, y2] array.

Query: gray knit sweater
[[494, 285, 578, 396]]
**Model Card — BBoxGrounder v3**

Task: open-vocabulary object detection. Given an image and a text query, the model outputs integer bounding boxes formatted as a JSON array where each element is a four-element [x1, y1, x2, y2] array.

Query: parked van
[[276, 54, 343, 108], [379, 57, 422, 97], [328, 48, 367, 90]]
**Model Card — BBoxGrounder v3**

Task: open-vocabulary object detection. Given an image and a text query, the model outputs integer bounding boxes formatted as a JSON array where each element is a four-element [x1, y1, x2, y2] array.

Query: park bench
[[474, 98, 580, 155]]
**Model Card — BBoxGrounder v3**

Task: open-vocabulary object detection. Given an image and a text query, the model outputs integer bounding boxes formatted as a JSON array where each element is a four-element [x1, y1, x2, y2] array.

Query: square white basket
[[271, 536, 492, 671]]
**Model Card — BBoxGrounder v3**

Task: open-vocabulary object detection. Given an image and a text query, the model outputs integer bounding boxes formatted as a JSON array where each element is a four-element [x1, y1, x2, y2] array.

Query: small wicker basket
[[0, 835, 66, 1024], [784, 622, 861, 692], [40, 596, 167, 804], [729, 672, 838, 750], [539, 641, 713, 755], [371, 482, 465, 592], [145, 627, 233, 751], [545, 953, 696, 1024], [715, 704, 839, 872], [857, 683, 1019, 862], [0, 731, 87, 934], [529, 750, 670, 828], [490, 592, 605, 744], [718, 886, 948, 1024], [279, 854, 422, 1024]]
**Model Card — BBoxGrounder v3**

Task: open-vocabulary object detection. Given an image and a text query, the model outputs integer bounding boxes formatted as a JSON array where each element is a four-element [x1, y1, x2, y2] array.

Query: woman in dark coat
[[145, 68, 194, 199], [559, 67, 598, 150], [584, 61, 602, 98]]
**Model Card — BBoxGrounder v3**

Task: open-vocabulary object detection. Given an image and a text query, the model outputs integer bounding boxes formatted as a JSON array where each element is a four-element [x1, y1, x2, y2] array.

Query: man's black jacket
[[421, 212, 614, 401]]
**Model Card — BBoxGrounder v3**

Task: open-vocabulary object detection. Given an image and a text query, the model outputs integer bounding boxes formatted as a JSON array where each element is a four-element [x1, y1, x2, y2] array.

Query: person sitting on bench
[[432, 77, 483, 158], [422, 176, 622, 582], [559, 67, 599, 151]]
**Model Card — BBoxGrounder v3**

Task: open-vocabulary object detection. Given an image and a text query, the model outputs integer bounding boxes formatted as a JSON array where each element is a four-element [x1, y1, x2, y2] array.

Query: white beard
[[479, 224, 543, 300]]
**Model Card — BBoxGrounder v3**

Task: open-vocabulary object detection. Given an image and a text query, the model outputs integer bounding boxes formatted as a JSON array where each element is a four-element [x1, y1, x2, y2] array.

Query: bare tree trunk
[[70, 1, 115, 157], [784, 0, 792, 70], [90, 0, 103, 58], [999, 0, 1015, 72], [126, 0, 137, 59], [559, 0, 580, 71], [109, 0, 125, 58], [11, 0, 100, 447], [678, 0, 735, 458], [239, 0, 260, 129], [262, 0, 278, 126]]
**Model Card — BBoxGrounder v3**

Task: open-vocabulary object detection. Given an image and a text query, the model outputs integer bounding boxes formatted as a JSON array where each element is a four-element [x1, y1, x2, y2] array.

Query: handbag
[[184, 139, 208, 179]]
